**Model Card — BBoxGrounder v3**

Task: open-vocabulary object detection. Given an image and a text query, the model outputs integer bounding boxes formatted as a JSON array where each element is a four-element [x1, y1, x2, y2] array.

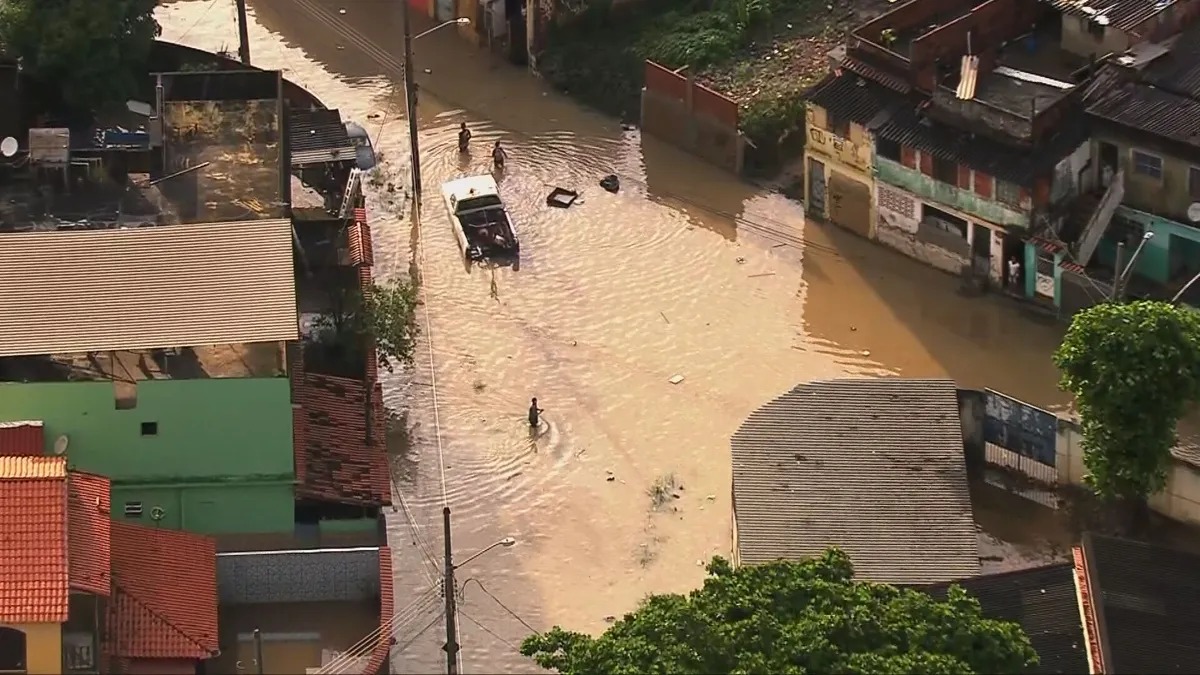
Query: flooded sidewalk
[[156, 2, 1108, 672]]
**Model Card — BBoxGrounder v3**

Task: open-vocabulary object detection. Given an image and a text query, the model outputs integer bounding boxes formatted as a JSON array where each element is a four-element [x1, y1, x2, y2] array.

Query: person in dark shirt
[[458, 122, 471, 153], [528, 397, 543, 428], [492, 141, 508, 170]]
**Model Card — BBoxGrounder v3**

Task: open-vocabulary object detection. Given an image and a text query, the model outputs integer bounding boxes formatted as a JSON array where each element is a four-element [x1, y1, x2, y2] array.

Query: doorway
[[807, 158, 826, 218], [1098, 141, 1118, 187], [1002, 232, 1026, 294]]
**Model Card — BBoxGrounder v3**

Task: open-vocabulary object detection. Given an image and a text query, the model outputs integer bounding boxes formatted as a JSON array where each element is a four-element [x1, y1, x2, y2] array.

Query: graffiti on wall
[[983, 389, 1057, 466]]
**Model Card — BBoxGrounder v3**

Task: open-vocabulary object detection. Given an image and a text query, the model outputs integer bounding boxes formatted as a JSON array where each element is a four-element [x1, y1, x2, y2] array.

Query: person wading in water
[[492, 140, 508, 170], [528, 397, 543, 428], [458, 122, 471, 153]]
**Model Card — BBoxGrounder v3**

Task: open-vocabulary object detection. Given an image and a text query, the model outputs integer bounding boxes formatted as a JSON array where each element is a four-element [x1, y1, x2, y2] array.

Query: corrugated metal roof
[[290, 108, 355, 166], [0, 219, 299, 357], [1081, 533, 1200, 673], [806, 72, 898, 126], [921, 564, 1090, 673], [1086, 82, 1200, 149], [1034, 0, 1179, 32], [876, 106, 1089, 186], [1143, 22, 1200, 99], [843, 54, 913, 94], [730, 378, 979, 584]]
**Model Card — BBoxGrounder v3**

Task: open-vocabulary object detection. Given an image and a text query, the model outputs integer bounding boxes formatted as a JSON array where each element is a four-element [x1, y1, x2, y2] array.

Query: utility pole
[[235, 0, 252, 65], [1111, 241, 1126, 301], [253, 628, 265, 675], [402, 0, 423, 203], [443, 507, 461, 675]]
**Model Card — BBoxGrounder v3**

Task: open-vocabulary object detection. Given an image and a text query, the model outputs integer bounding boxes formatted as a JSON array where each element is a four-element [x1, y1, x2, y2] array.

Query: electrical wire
[[460, 578, 538, 634], [317, 585, 440, 674], [175, 0, 225, 43], [328, 605, 447, 675], [460, 610, 521, 651]]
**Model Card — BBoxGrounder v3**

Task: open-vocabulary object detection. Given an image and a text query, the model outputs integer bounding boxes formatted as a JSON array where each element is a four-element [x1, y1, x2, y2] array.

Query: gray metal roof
[[731, 378, 980, 584]]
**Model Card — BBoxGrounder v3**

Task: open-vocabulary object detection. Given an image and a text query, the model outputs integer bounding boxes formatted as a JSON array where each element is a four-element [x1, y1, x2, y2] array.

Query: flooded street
[[159, 1, 1081, 671]]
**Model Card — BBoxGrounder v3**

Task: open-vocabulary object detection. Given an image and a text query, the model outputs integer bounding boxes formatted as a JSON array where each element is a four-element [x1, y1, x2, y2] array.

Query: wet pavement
[[157, 1, 1155, 672]]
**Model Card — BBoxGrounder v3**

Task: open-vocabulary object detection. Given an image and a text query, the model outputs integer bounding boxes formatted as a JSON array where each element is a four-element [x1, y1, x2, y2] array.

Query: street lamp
[[454, 536, 517, 571], [1112, 230, 1154, 301], [404, 17, 472, 203], [415, 17, 471, 40]]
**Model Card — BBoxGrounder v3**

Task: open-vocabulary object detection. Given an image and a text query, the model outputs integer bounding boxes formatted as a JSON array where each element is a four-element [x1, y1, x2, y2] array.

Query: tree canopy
[[1054, 300, 1200, 502], [520, 549, 1039, 675], [0, 0, 160, 113], [314, 279, 420, 376]]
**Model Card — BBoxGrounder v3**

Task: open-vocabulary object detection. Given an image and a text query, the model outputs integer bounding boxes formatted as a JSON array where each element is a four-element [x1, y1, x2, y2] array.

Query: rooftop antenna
[[0, 136, 17, 157]]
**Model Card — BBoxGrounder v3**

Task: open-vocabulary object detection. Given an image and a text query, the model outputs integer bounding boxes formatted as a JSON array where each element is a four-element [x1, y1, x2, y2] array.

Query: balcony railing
[[876, 157, 1030, 228]]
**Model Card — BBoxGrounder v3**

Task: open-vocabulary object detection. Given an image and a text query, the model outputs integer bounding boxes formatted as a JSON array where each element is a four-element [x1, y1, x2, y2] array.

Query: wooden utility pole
[[235, 0, 252, 65], [402, 0, 422, 201], [443, 507, 460, 674]]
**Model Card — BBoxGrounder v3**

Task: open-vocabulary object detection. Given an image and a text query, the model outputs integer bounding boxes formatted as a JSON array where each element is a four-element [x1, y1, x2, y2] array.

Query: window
[[932, 156, 958, 185], [140, 421, 158, 436], [123, 502, 143, 518], [1132, 150, 1164, 180], [876, 137, 901, 162], [1190, 166, 1200, 200], [830, 117, 851, 140], [996, 179, 1021, 207]]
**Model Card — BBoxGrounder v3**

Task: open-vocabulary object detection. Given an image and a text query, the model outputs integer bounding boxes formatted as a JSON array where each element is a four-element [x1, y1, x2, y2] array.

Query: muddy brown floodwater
[[159, 1, 1114, 672]]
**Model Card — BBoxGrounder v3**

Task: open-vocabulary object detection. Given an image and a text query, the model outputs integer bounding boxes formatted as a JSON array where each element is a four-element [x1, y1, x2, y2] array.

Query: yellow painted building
[[802, 72, 892, 240], [0, 623, 62, 674]]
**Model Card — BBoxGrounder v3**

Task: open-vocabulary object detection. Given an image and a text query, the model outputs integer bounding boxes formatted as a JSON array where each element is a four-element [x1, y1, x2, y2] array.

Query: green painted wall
[[1096, 206, 1200, 285], [112, 483, 296, 534], [0, 378, 294, 481], [877, 159, 1031, 229]]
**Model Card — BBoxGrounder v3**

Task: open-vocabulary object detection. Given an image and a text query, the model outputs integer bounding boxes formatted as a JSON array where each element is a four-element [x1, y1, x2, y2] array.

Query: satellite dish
[[1188, 202, 1200, 223], [53, 434, 69, 455], [0, 137, 17, 158], [150, 506, 166, 521]]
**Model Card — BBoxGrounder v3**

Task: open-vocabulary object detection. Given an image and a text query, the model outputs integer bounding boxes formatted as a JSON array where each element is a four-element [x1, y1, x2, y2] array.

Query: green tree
[[520, 549, 1039, 675], [314, 279, 420, 375], [0, 0, 160, 113], [1054, 300, 1200, 503]]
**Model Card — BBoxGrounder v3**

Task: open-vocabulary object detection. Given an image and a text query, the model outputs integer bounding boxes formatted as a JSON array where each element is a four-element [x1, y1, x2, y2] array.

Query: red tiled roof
[[107, 522, 219, 660], [292, 351, 391, 506], [0, 420, 44, 456], [0, 456, 68, 623], [68, 471, 112, 596], [365, 547, 395, 674], [348, 221, 375, 267]]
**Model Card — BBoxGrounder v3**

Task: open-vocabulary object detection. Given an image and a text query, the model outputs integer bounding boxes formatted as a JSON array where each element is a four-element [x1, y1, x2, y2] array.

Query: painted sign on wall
[[1035, 273, 1054, 298], [983, 389, 1057, 466]]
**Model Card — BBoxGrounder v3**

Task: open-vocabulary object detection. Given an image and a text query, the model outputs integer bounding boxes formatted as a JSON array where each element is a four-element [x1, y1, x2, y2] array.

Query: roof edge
[[1074, 538, 1106, 673], [110, 583, 220, 660]]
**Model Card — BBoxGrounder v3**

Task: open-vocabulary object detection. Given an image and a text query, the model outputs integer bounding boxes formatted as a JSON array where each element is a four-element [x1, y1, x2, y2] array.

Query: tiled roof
[[348, 213, 374, 267], [292, 354, 391, 506], [1034, 0, 1179, 31], [107, 521, 219, 660], [1086, 82, 1200, 149], [1080, 533, 1200, 673], [730, 378, 979, 584], [921, 564, 1089, 673], [876, 106, 1089, 186], [1143, 22, 1200, 99], [364, 547, 395, 674], [806, 72, 896, 126], [0, 420, 43, 456], [0, 219, 299, 357], [68, 471, 112, 596], [0, 456, 68, 623]]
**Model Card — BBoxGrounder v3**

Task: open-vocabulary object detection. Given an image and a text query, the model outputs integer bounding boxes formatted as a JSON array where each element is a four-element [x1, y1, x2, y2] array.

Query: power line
[[460, 610, 521, 651], [174, 0, 225, 42], [318, 586, 441, 674], [460, 578, 537, 634]]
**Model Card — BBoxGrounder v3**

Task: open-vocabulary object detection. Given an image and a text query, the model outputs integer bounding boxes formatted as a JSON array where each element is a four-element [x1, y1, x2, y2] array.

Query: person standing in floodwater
[[493, 141, 508, 170], [458, 122, 471, 153], [528, 397, 543, 428]]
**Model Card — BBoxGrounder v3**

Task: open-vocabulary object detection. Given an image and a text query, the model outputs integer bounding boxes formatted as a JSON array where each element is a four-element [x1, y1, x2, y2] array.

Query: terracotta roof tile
[[0, 421, 44, 456], [292, 352, 390, 506], [107, 522, 219, 660], [68, 471, 112, 596], [365, 547, 395, 674], [291, 203, 390, 507], [0, 456, 68, 623]]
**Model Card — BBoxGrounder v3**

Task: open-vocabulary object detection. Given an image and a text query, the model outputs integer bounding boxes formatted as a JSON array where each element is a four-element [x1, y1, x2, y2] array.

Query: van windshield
[[456, 194, 502, 214]]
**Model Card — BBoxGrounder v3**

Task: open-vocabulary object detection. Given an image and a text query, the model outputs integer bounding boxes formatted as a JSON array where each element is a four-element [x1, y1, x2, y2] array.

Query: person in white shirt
[[1007, 256, 1022, 291]]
